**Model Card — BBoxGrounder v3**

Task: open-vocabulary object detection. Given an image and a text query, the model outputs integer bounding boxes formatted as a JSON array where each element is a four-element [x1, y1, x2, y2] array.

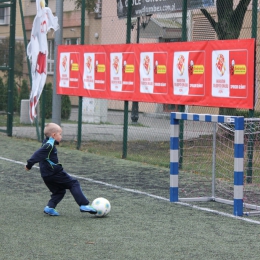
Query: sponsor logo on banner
[[59, 53, 70, 87], [140, 52, 167, 94], [111, 52, 135, 92], [173, 51, 206, 96], [59, 52, 80, 88], [229, 50, 248, 98], [173, 52, 189, 95], [110, 53, 123, 91], [212, 50, 248, 98], [83, 53, 106, 91], [212, 51, 230, 97]]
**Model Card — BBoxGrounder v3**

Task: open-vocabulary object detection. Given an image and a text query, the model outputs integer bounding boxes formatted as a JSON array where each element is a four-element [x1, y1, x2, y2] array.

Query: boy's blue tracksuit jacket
[[26, 137, 63, 178]]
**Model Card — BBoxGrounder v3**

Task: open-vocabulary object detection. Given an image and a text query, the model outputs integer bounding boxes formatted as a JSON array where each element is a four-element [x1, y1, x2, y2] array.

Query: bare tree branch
[[200, 8, 217, 29], [201, 0, 251, 40]]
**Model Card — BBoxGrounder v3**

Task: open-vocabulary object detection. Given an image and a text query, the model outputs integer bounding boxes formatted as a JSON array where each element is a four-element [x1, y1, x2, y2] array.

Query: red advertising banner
[[57, 39, 255, 109]]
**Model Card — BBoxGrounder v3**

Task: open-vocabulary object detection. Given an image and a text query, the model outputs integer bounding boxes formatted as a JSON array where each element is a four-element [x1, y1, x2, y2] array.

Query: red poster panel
[[229, 50, 248, 98], [122, 52, 135, 92], [212, 50, 248, 98], [83, 52, 106, 91], [188, 51, 205, 96], [173, 51, 205, 97], [154, 52, 168, 94], [140, 52, 168, 94], [208, 39, 254, 108], [56, 39, 255, 109], [59, 52, 80, 88], [110, 52, 135, 92]]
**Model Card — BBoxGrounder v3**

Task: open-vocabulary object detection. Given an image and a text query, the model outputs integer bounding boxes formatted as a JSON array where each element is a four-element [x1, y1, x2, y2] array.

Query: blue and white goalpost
[[170, 112, 244, 216]]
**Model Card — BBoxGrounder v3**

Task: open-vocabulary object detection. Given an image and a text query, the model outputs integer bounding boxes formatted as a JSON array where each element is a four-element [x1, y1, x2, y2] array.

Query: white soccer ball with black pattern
[[91, 197, 111, 217]]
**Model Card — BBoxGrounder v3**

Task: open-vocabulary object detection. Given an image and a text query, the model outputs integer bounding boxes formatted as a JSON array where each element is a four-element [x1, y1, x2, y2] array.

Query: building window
[[163, 104, 179, 112], [47, 40, 54, 74], [0, 6, 10, 25], [65, 38, 80, 45], [163, 38, 182, 43], [94, 0, 102, 19]]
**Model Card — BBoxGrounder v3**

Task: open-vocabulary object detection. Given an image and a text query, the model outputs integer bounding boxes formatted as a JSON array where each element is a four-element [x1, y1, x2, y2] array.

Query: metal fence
[[0, 0, 16, 135], [0, 0, 260, 170]]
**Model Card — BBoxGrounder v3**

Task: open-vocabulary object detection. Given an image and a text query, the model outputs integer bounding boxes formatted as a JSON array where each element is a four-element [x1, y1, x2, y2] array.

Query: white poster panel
[[140, 52, 154, 93], [173, 52, 189, 95], [59, 52, 70, 87], [110, 53, 123, 91], [83, 53, 95, 90], [212, 50, 230, 97]]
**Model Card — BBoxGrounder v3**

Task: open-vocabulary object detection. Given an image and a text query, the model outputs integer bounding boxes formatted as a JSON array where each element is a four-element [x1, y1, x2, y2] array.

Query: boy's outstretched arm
[[25, 139, 55, 171]]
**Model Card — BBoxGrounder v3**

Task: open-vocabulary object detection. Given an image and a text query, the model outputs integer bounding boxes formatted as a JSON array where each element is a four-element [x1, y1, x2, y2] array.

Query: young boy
[[25, 122, 97, 216]]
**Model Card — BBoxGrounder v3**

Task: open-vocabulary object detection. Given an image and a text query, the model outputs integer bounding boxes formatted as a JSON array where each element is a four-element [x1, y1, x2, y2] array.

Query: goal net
[[170, 112, 260, 216]]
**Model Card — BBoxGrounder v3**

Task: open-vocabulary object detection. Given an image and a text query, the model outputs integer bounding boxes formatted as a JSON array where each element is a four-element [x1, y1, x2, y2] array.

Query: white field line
[[1, 156, 260, 225]]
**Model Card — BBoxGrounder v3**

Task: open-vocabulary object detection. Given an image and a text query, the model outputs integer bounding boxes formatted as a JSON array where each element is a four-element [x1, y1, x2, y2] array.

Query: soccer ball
[[91, 197, 111, 217]]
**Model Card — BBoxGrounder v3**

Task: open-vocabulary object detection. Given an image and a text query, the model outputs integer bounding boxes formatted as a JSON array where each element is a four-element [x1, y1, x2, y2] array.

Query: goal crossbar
[[170, 112, 244, 216]]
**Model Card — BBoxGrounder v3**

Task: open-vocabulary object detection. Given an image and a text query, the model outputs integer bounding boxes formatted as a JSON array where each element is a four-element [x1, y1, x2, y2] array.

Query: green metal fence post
[[19, 0, 32, 89], [122, 0, 133, 159], [7, 0, 16, 136], [41, 87, 46, 141], [178, 0, 188, 168], [246, 0, 258, 183], [77, 0, 85, 150], [77, 96, 83, 150], [130, 16, 140, 124]]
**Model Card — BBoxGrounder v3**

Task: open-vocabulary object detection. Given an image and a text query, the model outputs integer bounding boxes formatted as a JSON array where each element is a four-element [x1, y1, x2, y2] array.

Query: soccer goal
[[169, 112, 260, 217]]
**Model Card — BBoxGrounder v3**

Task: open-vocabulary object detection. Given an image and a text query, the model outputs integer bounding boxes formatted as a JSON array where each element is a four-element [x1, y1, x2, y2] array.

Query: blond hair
[[44, 123, 61, 137]]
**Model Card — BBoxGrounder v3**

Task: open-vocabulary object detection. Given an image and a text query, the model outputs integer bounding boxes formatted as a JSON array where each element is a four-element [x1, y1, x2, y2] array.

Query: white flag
[[27, 0, 59, 122]]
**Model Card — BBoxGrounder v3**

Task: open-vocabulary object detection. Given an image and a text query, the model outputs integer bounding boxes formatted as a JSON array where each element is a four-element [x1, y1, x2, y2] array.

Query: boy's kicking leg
[[43, 171, 97, 215], [69, 178, 97, 214]]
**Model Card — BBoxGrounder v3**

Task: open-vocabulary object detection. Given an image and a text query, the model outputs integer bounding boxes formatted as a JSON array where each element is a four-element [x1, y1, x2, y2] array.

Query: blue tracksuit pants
[[42, 170, 89, 209]]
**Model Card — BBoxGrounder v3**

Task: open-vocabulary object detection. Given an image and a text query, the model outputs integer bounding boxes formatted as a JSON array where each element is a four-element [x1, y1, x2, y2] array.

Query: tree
[[200, 0, 251, 115], [0, 37, 24, 87], [18, 80, 30, 113], [41, 82, 53, 119], [40, 82, 71, 120], [200, 0, 251, 40], [0, 77, 7, 111], [61, 95, 71, 120], [19, 80, 30, 101], [71, 0, 97, 13], [0, 38, 25, 114]]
